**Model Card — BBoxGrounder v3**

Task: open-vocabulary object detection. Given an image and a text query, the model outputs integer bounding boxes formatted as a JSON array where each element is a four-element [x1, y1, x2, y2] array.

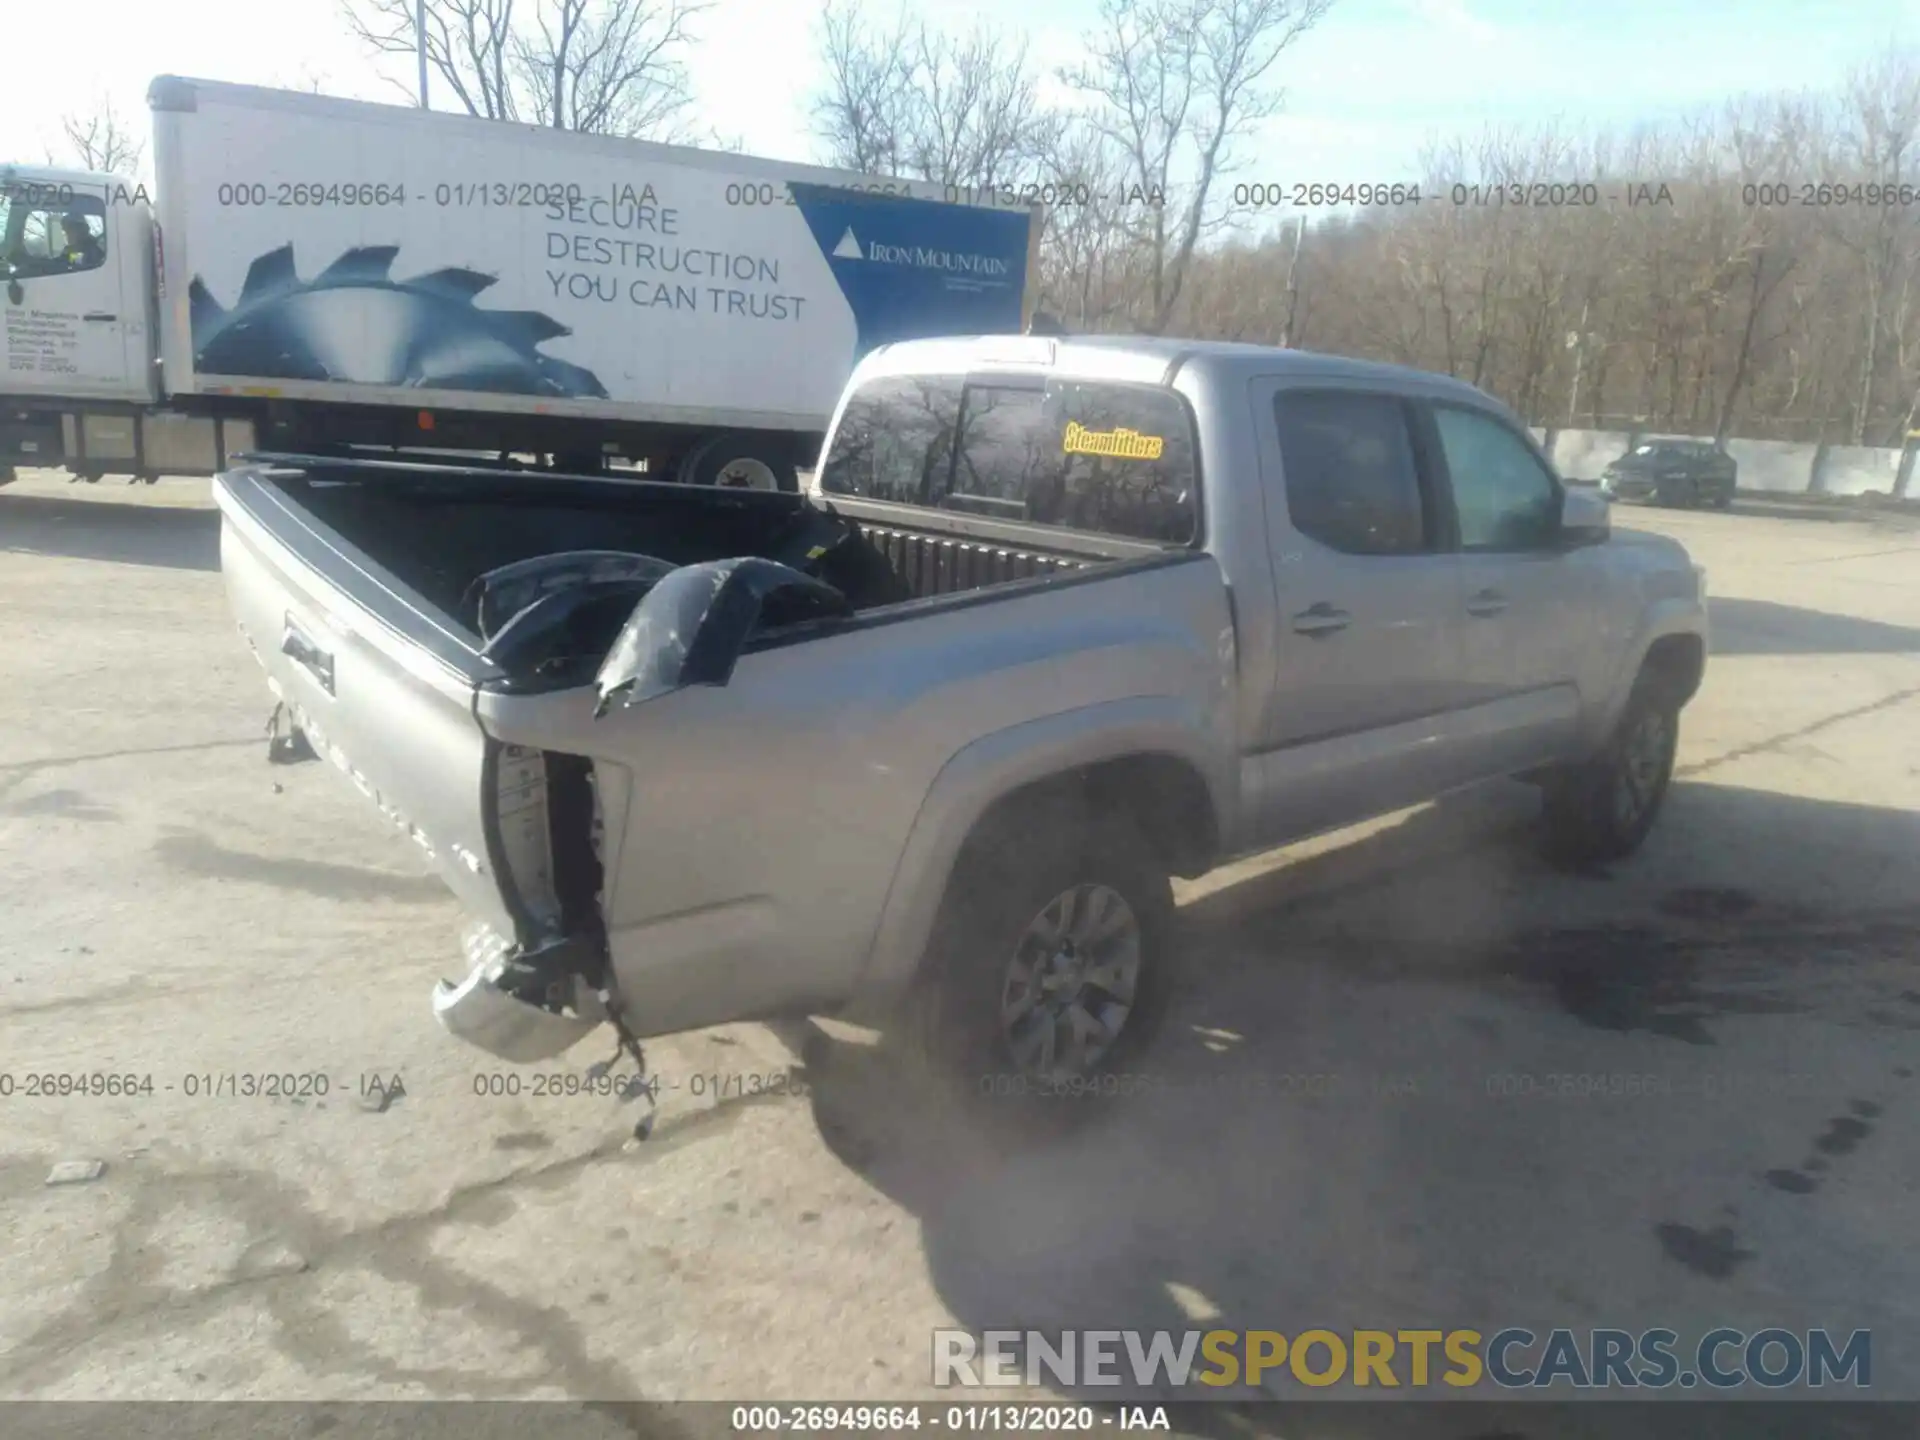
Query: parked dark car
[[1601, 440, 1737, 509]]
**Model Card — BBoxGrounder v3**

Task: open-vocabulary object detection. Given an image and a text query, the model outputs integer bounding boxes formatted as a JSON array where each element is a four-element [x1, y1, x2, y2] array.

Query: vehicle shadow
[[1707, 597, 1920, 657], [0, 492, 220, 572], [792, 779, 1920, 1433]]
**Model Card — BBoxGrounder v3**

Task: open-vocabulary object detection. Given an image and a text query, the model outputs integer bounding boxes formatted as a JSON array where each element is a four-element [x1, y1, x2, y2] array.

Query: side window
[[1432, 405, 1560, 552], [941, 379, 1199, 544], [818, 374, 962, 504], [3, 195, 108, 278], [1271, 390, 1427, 556]]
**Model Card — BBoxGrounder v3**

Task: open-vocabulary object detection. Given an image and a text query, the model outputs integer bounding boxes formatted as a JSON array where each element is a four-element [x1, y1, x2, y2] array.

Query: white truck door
[[0, 186, 142, 401]]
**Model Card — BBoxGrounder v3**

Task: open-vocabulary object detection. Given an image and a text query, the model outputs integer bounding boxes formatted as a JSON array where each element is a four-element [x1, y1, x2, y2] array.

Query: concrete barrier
[[1724, 438, 1815, 495], [1535, 425, 1915, 498], [1816, 445, 1903, 497], [1549, 429, 1635, 482]]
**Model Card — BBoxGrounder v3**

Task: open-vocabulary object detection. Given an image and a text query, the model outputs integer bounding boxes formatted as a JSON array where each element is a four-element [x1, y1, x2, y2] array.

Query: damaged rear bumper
[[432, 919, 609, 1063]]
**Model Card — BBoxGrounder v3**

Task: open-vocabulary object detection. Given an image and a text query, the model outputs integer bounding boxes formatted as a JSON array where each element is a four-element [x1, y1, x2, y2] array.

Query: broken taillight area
[[430, 743, 617, 1064]]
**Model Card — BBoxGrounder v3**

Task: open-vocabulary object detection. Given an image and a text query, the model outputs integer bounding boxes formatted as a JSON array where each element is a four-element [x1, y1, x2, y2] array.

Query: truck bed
[[239, 457, 1143, 631]]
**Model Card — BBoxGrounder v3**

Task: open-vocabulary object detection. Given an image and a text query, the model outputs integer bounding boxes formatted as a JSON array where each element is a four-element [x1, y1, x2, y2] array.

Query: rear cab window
[[820, 372, 1199, 546]]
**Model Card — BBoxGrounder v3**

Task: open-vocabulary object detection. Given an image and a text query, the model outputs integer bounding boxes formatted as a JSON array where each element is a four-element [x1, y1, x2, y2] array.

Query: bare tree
[[1058, 0, 1336, 334], [1832, 49, 1920, 443], [809, 0, 1058, 186], [342, 0, 707, 138], [55, 100, 145, 176], [1032, 123, 1151, 329], [810, 0, 913, 175], [516, 0, 707, 136]]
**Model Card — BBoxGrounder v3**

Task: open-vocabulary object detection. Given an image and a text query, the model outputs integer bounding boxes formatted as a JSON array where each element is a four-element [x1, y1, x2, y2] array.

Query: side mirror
[[1560, 484, 1610, 546]]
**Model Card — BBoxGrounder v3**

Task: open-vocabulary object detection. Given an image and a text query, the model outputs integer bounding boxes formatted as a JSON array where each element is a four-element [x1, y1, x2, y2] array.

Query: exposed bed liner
[[225, 455, 1155, 690]]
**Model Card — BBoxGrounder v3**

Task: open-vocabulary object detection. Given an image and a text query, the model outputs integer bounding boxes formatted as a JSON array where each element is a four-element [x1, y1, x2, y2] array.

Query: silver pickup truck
[[213, 335, 1707, 1121]]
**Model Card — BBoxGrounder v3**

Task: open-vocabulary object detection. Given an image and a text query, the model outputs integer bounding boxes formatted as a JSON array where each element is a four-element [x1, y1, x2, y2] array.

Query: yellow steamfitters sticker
[[1063, 421, 1166, 460]]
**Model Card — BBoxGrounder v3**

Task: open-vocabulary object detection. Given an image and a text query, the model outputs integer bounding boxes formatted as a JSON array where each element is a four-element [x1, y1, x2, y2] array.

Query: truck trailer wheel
[[1539, 678, 1680, 867], [916, 805, 1174, 1135], [677, 432, 799, 493]]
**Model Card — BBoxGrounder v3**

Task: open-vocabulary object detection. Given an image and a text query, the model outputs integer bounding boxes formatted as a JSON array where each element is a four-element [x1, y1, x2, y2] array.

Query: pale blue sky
[[6, 0, 1914, 188]]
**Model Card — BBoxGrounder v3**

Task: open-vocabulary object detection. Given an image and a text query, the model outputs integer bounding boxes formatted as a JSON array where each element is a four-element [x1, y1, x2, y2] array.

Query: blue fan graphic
[[189, 244, 608, 398]]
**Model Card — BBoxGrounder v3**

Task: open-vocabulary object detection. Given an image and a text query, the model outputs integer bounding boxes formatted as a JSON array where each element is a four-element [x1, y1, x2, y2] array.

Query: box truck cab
[[1, 166, 221, 480]]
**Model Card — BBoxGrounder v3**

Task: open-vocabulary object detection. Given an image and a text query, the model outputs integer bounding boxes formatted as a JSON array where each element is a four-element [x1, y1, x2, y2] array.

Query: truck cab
[[1, 166, 154, 406], [1, 164, 255, 484]]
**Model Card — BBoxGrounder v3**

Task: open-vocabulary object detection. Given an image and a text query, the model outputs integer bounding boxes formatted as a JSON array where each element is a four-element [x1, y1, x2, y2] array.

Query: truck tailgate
[[215, 470, 520, 937]]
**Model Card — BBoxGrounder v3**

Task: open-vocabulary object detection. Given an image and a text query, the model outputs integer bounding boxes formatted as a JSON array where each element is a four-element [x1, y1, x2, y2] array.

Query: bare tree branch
[[808, 0, 1058, 185], [56, 100, 146, 176], [342, 0, 705, 136], [1059, 0, 1336, 333]]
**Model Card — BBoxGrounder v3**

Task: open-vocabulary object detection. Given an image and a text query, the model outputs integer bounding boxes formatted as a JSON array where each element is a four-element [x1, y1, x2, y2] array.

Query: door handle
[[82, 311, 118, 322], [1291, 603, 1351, 637], [1466, 589, 1508, 618], [281, 616, 336, 695]]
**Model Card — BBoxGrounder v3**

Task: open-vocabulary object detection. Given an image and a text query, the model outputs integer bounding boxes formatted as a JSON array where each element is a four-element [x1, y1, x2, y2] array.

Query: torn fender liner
[[465, 550, 677, 641], [593, 556, 852, 717]]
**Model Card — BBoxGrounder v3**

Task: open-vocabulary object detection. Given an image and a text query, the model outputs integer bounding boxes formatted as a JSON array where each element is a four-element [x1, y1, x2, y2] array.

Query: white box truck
[[0, 77, 1041, 492]]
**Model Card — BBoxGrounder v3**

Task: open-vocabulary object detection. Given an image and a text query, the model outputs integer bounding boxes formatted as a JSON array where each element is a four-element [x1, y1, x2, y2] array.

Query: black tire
[[1540, 678, 1680, 867], [677, 431, 799, 494], [916, 803, 1175, 1135], [0, 467, 15, 489], [1712, 486, 1734, 510]]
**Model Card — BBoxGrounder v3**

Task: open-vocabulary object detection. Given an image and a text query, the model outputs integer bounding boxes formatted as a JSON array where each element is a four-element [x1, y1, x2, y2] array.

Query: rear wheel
[[916, 804, 1174, 1134], [678, 431, 799, 493], [1540, 678, 1680, 866]]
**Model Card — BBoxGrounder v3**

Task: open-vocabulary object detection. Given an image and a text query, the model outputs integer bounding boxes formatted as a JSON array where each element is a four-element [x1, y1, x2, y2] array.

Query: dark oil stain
[[1864, 1008, 1920, 1030], [444, 1191, 518, 1229], [645, 1244, 682, 1276], [1658, 886, 1758, 921], [587, 1291, 609, 1305], [1814, 1115, 1872, 1156], [0, 788, 119, 822], [1897, 1067, 1914, 1079], [1655, 1222, 1755, 1279], [1849, 1099, 1883, 1119], [1764, 1169, 1818, 1194], [799, 1210, 820, 1223], [1805, 1156, 1829, 1173], [1501, 924, 1800, 1045], [153, 828, 447, 903], [492, 1131, 552, 1153], [607, 1226, 629, 1241]]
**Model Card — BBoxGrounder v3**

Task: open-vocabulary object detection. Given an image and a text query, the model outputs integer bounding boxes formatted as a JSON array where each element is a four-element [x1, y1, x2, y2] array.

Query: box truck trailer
[[0, 77, 1041, 493]]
